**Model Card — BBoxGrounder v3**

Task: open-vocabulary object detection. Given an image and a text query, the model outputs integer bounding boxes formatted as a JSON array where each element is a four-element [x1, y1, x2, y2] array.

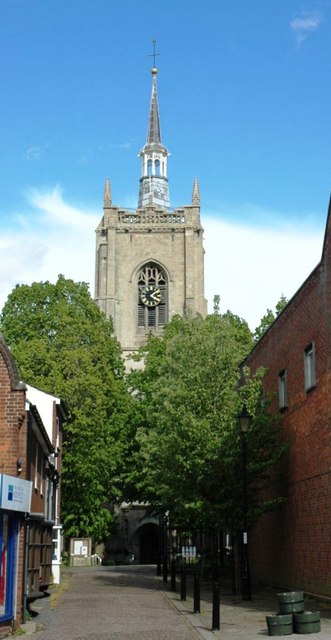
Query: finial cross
[[149, 39, 160, 67]]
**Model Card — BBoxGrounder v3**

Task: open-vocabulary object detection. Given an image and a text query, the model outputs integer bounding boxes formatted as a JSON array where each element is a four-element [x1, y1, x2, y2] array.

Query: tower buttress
[[192, 177, 200, 207], [104, 177, 112, 207]]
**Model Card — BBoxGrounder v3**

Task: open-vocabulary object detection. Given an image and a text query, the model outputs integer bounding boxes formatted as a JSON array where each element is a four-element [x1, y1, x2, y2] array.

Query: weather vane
[[149, 39, 160, 67]]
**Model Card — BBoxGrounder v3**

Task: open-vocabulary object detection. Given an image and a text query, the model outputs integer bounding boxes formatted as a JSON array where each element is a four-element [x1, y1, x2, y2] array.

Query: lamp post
[[161, 512, 169, 583], [237, 405, 252, 601]]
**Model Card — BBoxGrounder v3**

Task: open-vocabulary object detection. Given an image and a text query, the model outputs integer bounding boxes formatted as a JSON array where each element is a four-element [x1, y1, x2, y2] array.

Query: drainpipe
[[22, 519, 30, 623], [22, 410, 33, 623]]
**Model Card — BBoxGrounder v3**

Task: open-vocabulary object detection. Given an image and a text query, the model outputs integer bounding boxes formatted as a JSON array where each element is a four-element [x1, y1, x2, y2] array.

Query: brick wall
[[0, 338, 27, 631], [245, 199, 331, 596]]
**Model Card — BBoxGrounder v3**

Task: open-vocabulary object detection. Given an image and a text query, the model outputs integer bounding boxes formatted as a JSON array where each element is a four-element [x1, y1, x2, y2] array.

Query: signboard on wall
[[0, 474, 32, 513], [70, 538, 92, 557]]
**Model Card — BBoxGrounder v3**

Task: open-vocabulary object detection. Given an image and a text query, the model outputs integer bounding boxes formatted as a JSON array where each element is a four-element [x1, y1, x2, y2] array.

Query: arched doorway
[[138, 523, 159, 564]]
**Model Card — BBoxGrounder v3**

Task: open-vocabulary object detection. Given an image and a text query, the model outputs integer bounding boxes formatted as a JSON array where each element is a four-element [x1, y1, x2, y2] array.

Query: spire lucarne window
[[137, 263, 167, 330]]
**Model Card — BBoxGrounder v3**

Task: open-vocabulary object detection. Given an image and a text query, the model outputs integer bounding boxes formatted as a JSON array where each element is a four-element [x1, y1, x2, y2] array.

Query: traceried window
[[137, 263, 167, 331]]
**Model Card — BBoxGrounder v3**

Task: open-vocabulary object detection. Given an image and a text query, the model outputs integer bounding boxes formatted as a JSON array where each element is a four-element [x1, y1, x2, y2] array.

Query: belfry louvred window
[[138, 263, 167, 330]]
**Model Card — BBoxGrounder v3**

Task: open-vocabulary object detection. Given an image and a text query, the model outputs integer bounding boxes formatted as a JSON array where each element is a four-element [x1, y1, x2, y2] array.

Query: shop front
[[0, 474, 32, 625]]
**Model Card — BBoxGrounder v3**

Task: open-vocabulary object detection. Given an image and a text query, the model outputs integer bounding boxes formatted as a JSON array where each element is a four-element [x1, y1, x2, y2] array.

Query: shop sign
[[0, 474, 32, 513]]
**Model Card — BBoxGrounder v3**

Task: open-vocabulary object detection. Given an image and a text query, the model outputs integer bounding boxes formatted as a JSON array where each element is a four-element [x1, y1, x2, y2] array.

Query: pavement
[[19, 564, 331, 639], [166, 574, 331, 640]]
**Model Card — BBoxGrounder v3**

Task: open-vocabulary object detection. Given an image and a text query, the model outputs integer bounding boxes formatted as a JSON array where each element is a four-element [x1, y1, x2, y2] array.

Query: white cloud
[[25, 145, 47, 161], [118, 142, 132, 149], [26, 185, 98, 230], [204, 216, 323, 329], [0, 189, 325, 334], [78, 154, 91, 166], [290, 10, 323, 46], [0, 187, 99, 310], [108, 142, 132, 150]]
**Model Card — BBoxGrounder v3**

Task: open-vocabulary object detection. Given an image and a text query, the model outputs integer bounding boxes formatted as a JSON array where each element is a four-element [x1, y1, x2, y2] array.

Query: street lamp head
[[237, 405, 252, 433]]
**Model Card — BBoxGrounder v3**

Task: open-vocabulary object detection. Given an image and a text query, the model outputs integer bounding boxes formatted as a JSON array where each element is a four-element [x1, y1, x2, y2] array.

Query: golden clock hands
[[150, 290, 161, 302]]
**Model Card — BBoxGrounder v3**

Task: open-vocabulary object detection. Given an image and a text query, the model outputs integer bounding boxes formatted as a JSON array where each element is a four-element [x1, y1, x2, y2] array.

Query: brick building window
[[33, 441, 44, 493], [33, 442, 39, 491], [304, 342, 316, 391], [278, 369, 288, 409]]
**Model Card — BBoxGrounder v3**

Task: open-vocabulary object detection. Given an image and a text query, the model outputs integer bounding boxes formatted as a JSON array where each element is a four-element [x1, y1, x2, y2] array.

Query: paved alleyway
[[26, 564, 331, 640], [30, 565, 201, 640]]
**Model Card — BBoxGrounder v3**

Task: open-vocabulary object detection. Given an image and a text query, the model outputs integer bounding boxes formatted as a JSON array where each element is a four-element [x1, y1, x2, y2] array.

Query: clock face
[[140, 285, 162, 307]]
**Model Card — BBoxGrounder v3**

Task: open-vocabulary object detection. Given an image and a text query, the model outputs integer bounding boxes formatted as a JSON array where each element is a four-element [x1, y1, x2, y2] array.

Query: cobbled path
[[31, 565, 201, 640]]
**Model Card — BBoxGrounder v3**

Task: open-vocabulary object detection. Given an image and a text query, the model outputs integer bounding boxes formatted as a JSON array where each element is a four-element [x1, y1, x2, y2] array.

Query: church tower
[[94, 62, 207, 365]]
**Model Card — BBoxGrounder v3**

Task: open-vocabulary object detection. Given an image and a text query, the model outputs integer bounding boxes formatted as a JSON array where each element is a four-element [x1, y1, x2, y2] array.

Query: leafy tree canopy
[[254, 294, 288, 341], [126, 313, 286, 532], [0, 275, 131, 542]]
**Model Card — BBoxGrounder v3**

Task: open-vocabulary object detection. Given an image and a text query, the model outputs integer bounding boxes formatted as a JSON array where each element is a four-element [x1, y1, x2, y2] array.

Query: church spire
[[138, 48, 170, 210], [147, 67, 162, 146]]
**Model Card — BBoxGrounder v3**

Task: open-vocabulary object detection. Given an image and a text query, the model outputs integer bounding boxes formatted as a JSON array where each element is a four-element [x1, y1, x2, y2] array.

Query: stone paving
[[168, 576, 331, 640], [28, 565, 200, 640], [22, 564, 331, 640]]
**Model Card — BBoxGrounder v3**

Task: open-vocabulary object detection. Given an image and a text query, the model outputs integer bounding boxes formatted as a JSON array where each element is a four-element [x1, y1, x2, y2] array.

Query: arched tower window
[[147, 160, 152, 176], [155, 159, 160, 176], [137, 263, 167, 330]]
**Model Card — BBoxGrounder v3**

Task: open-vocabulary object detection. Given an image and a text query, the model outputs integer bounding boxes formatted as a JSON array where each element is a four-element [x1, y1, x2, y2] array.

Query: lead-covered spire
[[147, 68, 162, 145], [138, 65, 170, 209]]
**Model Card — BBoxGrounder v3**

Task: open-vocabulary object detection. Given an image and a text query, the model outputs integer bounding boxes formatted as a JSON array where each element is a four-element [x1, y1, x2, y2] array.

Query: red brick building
[[245, 196, 331, 598], [0, 337, 65, 636]]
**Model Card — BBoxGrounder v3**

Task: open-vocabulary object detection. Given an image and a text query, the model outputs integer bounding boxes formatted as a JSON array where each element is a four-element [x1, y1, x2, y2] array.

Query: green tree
[[213, 294, 221, 315], [275, 294, 288, 316], [127, 313, 286, 533], [254, 294, 288, 341], [0, 275, 130, 542]]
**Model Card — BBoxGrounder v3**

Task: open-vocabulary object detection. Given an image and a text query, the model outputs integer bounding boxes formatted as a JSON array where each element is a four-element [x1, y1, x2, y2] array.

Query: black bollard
[[193, 572, 200, 613], [162, 556, 168, 583], [212, 581, 220, 630], [180, 566, 186, 601], [170, 559, 176, 591], [156, 552, 161, 576]]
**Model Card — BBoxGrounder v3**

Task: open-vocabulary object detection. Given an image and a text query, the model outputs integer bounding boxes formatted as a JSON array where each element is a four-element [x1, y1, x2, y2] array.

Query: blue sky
[[0, 0, 330, 329]]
